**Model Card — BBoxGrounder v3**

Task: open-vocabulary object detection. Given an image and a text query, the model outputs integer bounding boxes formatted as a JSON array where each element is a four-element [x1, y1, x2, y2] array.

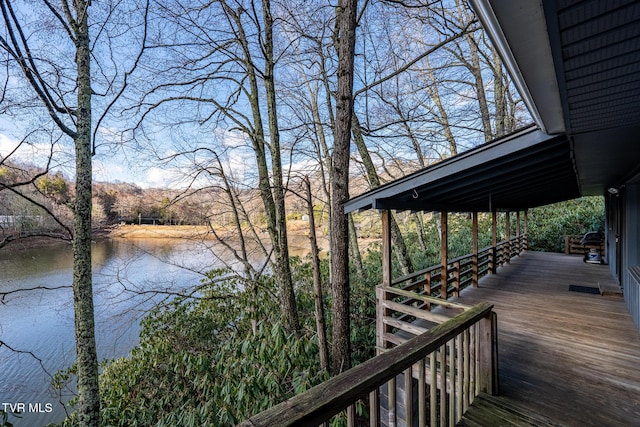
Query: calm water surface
[[0, 238, 221, 426]]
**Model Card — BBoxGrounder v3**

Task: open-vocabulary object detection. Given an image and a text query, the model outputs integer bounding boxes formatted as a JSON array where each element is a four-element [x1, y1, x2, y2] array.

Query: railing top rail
[[380, 285, 471, 310], [448, 253, 474, 264], [392, 264, 441, 285], [239, 302, 493, 427], [392, 233, 526, 286]]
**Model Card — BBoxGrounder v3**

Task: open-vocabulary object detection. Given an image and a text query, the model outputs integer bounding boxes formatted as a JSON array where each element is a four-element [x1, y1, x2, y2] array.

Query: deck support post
[[523, 210, 528, 250], [505, 211, 511, 263], [472, 212, 479, 287], [516, 211, 521, 253], [491, 211, 497, 274], [377, 209, 393, 353], [381, 210, 392, 287], [440, 211, 448, 299], [478, 312, 498, 396]]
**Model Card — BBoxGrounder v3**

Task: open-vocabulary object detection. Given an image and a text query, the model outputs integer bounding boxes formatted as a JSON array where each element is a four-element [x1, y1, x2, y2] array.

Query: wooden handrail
[[392, 241, 508, 288], [380, 285, 471, 310], [392, 264, 440, 287], [239, 302, 495, 427]]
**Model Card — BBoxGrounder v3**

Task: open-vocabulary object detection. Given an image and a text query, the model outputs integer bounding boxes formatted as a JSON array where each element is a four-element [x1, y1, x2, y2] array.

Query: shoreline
[[108, 223, 333, 253], [2, 223, 332, 252], [2, 222, 377, 254]]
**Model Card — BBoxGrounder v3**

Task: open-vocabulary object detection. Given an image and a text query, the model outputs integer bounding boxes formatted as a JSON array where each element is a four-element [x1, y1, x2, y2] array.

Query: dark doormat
[[569, 285, 601, 295]]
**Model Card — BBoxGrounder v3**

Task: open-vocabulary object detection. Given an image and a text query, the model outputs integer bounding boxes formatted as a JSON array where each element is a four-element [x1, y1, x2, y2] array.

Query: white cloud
[[0, 131, 73, 171], [140, 166, 191, 189], [0, 133, 17, 157], [215, 128, 248, 148], [93, 159, 129, 183], [143, 167, 167, 188]]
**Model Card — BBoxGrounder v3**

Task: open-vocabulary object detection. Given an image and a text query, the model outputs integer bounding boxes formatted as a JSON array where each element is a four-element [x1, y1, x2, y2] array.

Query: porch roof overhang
[[344, 126, 579, 214], [471, 0, 640, 197], [346, 0, 640, 214]]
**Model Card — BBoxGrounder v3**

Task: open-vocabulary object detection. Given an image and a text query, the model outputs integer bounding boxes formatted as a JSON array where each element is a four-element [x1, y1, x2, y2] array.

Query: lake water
[[0, 238, 225, 426]]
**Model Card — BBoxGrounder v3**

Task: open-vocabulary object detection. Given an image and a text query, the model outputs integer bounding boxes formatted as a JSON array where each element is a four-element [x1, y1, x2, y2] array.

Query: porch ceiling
[[344, 127, 580, 214]]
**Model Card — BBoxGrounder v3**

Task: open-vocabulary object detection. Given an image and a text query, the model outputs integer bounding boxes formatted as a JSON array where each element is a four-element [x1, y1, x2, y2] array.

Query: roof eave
[[468, 0, 566, 135], [344, 127, 569, 214]]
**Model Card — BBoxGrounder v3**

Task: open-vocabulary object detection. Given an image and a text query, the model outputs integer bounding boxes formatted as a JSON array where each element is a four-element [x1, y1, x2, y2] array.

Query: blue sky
[[0, 124, 167, 188]]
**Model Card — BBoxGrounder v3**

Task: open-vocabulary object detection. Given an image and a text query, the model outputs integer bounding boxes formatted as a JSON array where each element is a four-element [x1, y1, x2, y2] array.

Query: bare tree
[[352, 114, 414, 274], [0, 1, 148, 423], [330, 0, 358, 375], [134, 0, 300, 333], [0, 1, 98, 422]]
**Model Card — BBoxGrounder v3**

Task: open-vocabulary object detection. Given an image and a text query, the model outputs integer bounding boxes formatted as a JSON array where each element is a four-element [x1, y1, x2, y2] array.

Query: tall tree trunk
[[262, 0, 299, 333], [305, 176, 329, 372], [330, 0, 357, 375], [492, 45, 506, 138], [468, 40, 492, 141], [506, 82, 520, 133], [306, 77, 332, 232], [225, 0, 299, 333], [352, 114, 413, 275], [72, 3, 99, 424], [348, 214, 364, 278], [455, 0, 492, 140], [413, 213, 427, 252], [422, 56, 458, 156]]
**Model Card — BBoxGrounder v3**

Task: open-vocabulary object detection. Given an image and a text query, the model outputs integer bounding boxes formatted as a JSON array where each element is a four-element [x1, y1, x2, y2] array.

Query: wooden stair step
[[457, 393, 563, 427]]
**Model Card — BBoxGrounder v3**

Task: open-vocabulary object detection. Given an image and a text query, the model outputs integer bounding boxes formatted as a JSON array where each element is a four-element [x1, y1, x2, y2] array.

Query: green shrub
[[56, 256, 378, 426], [95, 271, 330, 426], [527, 196, 604, 252]]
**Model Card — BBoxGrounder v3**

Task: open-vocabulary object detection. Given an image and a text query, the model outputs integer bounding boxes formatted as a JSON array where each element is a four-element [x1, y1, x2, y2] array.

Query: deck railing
[[241, 234, 521, 426], [564, 234, 605, 257], [390, 236, 525, 300], [377, 234, 523, 351], [239, 302, 497, 427]]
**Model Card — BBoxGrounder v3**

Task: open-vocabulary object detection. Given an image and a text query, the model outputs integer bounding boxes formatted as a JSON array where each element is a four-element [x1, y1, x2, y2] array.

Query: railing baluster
[[448, 339, 455, 426], [369, 389, 379, 427], [478, 312, 497, 395], [405, 366, 413, 427], [430, 352, 437, 427], [456, 334, 463, 423], [453, 260, 461, 297], [389, 375, 397, 427], [474, 323, 480, 396], [347, 404, 355, 427], [418, 358, 426, 427], [425, 271, 432, 310], [463, 328, 470, 412], [439, 345, 447, 427]]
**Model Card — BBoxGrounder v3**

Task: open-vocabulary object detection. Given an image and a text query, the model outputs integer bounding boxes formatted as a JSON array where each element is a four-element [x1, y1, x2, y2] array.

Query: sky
[[0, 119, 269, 190], [0, 0, 528, 194], [0, 126, 167, 188]]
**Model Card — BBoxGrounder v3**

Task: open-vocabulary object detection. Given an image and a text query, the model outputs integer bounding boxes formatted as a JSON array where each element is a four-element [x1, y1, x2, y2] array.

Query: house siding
[[623, 182, 640, 327]]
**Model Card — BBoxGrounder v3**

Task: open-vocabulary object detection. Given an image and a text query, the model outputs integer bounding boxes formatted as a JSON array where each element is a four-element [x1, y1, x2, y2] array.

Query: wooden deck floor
[[454, 251, 640, 427]]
